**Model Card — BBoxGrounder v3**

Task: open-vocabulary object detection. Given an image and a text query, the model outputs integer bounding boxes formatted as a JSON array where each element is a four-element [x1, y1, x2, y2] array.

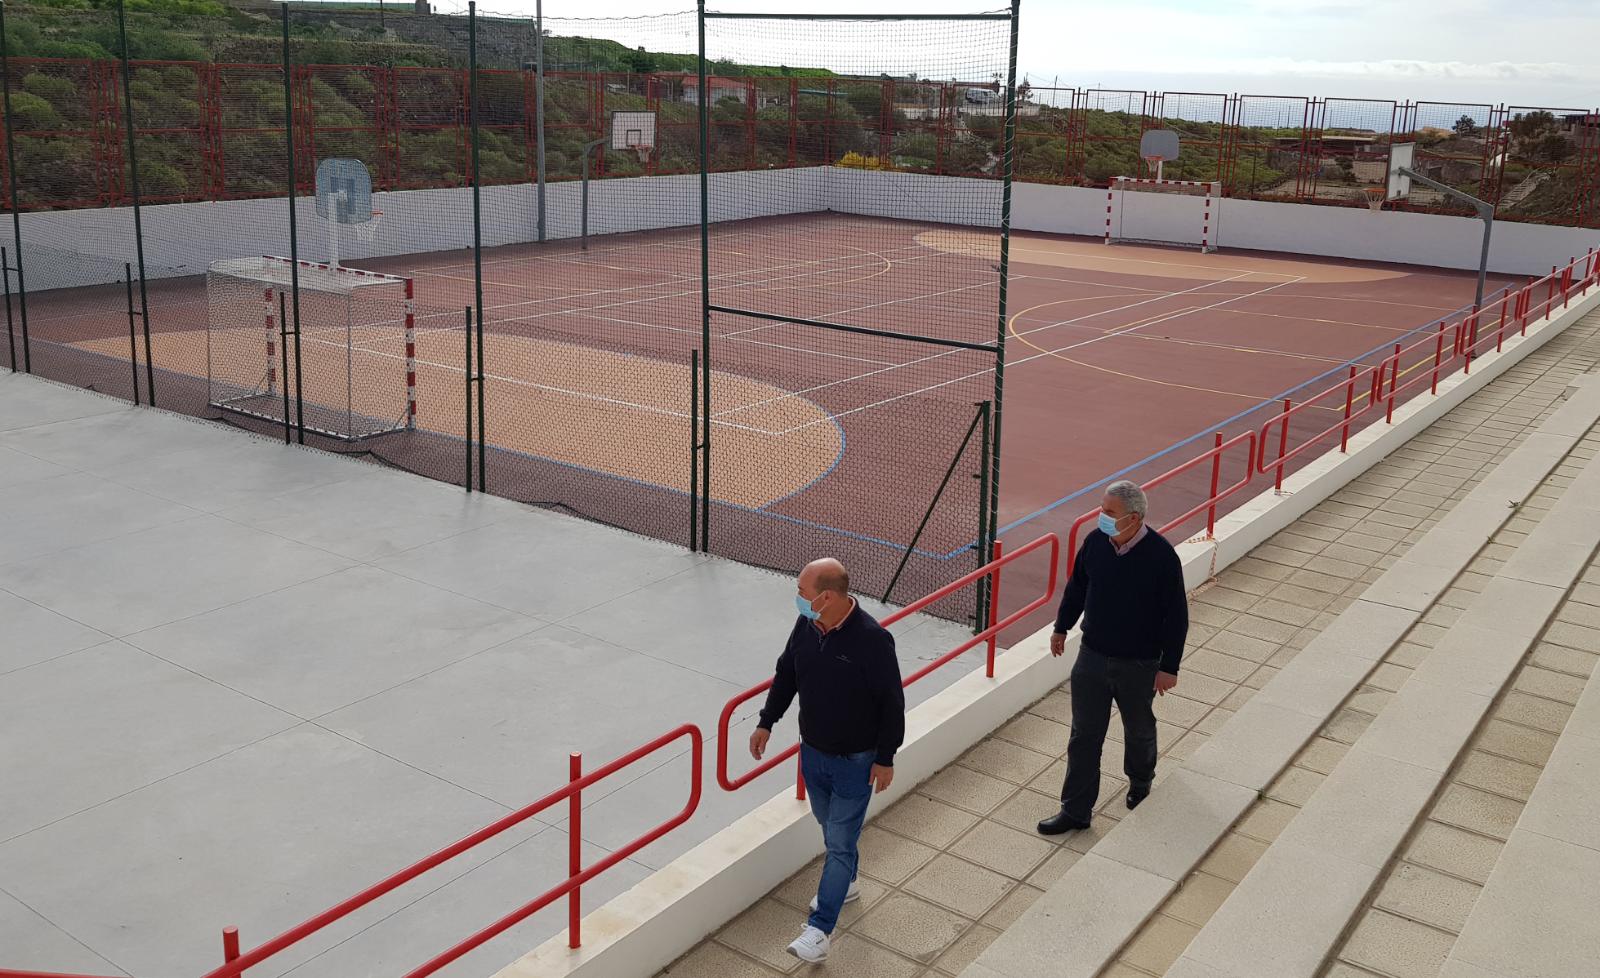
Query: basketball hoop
[[1362, 187, 1386, 214], [355, 210, 383, 243]]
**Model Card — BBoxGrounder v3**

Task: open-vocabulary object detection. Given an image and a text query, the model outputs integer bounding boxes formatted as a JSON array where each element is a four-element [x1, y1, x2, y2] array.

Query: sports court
[[28, 208, 1513, 631]]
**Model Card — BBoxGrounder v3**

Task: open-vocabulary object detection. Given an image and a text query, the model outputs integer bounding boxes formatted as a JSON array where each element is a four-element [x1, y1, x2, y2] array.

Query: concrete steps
[[957, 373, 1600, 978], [1161, 384, 1600, 978]]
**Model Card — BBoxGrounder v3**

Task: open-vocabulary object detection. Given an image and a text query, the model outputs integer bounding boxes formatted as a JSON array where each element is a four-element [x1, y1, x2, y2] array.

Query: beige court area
[[915, 228, 1408, 283], [74, 328, 842, 510]]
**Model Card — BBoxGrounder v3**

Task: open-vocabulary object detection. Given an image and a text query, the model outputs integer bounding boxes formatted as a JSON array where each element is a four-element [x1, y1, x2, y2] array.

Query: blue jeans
[[800, 743, 876, 934]]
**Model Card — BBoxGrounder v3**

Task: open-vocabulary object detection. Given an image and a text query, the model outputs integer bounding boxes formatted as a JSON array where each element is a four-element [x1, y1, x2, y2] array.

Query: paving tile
[[949, 819, 1056, 881], [1224, 614, 1301, 645], [1365, 661, 1414, 692], [1375, 861, 1482, 933], [1164, 729, 1209, 761], [852, 893, 969, 964], [1404, 820, 1503, 886], [1455, 751, 1541, 802], [1516, 731, 1600, 851], [1322, 708, 1376, 745], [1511, 665, 1586, 705], [932, 924, 1001, 977], [771, 859, 888, 928], [1432, 784, 1524, 841], [1155, 693, 1211, 728], [1195, 586, 1256, 612], [1235, 798, 1298, 843], [1164, 871, 1235, 928], [903, 853, 1013, 919], [1025, 846, 1083, 888], [994, 713, 1069, 756], [1184, 649, 1256, 683], [920, 766, 1017, 816], [1203, 627, 1280, 665], [987, 787, 1063, 837], [1026, 689, 1072, 724], [1119, 913, 1199, 975], [1266, 765, 1325, 806], [959, 738, 1054, 786], [816, 935, 922, 978], [1249, 598, 1320, 627], [664, 942, 783, 978], [1475, 717, 1558, 767], [1168, 671, 1233, 706], [1497, 690, 1573, 734], [978, 883, 1044, 930], [715, 899, 806, 974], [874, 793, 981, 851], [858, 825, 939, 885], [1195, 832, 1268, 884], [1342, 910, 1456, 978], [1387, 641, 1432, 668]]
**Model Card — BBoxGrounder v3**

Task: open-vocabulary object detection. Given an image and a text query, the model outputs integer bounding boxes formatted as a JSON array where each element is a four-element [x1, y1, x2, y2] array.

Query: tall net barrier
[[696, 8, 1017, 619]]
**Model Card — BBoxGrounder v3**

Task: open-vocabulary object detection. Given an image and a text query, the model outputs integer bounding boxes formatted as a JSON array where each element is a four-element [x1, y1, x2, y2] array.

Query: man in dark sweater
[[751, 557, 904, 964], [1038, 480, 1189, 835]]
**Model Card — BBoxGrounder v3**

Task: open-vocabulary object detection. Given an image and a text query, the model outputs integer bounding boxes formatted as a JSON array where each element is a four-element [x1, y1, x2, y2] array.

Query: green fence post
[[117, 0, 155, 404], [0, 1, 31, 373]]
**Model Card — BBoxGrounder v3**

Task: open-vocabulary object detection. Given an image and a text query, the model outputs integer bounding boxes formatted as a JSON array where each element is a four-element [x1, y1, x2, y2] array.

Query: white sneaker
[[808, 879, 862, 912], [786, 925, 831, 963]]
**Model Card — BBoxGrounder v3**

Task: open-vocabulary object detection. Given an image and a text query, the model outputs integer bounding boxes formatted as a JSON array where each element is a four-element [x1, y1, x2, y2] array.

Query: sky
[[445, 0, 1600, 110]]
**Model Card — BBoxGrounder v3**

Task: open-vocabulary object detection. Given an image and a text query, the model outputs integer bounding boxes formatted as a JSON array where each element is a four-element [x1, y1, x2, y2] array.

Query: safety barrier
[[1063, 249, 1599, 578]]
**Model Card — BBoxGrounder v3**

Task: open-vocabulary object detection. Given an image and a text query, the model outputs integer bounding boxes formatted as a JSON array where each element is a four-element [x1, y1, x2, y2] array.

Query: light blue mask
[[795, 594, 821, 621], [1098, 512, 1123, 536]]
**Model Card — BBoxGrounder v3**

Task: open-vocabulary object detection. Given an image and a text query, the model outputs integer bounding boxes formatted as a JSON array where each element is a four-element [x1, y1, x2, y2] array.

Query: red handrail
[[1064, 428, 1257, 577], [1257, 364, 1383, 488], [195, 724, 702, 978], [715, 533, 1062, 794]]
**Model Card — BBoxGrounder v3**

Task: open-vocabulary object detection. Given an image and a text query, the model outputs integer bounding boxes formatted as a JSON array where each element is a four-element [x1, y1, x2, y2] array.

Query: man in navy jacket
[[1038, 480, 1189, 834], [751, 557, 904, 964]]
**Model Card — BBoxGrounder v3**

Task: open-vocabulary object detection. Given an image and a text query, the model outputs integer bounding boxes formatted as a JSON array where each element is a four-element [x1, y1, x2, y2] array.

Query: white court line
[[715, 269, 1268, 422], [726, 273, 1306, 437]]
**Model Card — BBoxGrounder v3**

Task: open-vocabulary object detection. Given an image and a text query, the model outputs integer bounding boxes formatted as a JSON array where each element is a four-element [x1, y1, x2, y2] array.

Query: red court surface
[[15, 213, 1515, 632]]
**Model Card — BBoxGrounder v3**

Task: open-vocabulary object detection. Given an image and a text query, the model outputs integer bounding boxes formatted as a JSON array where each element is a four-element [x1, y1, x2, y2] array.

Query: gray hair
[[1105, 480, 1148, 518]]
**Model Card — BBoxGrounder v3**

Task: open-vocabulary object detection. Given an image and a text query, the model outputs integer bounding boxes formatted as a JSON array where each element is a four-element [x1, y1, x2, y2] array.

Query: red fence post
[[986, 540, 1002, 678], [1386, 342, 1401, 422], [1495, 298, 1509, 352], [1274, 399, 1290, 493], [1206, 431, 1223, 537], [1431, 322, 1445, 394], [1340, 365, 1356, 453], [568, 752, 581, 949], [223, 927, 242, 977]]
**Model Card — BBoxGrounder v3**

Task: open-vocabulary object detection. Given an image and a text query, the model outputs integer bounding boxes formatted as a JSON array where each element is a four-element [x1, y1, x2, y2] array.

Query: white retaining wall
[[14, 167, 1595, 293]]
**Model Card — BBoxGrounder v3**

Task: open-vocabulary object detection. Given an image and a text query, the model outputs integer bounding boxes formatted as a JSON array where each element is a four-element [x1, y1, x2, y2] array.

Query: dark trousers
[[1059, 645, 1160, 820]]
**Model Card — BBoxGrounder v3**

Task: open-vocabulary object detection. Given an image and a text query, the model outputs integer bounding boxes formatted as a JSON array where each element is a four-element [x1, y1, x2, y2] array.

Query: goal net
[[206, 256, 416, 441], [1104, 177, 1221, 253]]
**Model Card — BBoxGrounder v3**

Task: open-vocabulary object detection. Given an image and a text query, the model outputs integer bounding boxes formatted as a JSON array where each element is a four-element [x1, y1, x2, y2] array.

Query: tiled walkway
[[656, 308, 1600, 978]]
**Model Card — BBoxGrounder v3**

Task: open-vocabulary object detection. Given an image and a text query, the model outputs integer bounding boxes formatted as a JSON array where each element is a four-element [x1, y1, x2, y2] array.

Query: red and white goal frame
[[206, 255, 417, 442], [1103, 176, 1221, 254]]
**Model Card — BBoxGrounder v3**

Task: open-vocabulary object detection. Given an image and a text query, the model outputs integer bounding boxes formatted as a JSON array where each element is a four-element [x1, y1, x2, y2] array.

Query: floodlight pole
[[579, 137, 606, 250], [1398, 166, 1494, 309]]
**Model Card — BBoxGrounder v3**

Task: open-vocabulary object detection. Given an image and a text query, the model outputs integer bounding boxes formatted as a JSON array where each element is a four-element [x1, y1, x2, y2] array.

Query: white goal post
[[205, 255, 417, 442], [1103, 176, 1222, 253]]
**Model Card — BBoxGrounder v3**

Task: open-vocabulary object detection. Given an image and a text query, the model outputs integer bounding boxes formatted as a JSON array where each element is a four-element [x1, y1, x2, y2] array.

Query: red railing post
[[1340, 365, 1356, 452], [1431, 321, 1445, 394], [1386, 342, 1402, 422], [1206, 431, 1223, 536], [223, 927, 242, 977], [986, 540, 1002, 678], [568, 752, 581, 949], [1565, 256, 1575, 307], [1275, 398, 1290, 492], [1495, 297, 1509, 352]]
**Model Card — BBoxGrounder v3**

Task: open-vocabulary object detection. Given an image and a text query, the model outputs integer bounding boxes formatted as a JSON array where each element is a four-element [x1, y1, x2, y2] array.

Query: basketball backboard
[[1140, 129, 1180, 164], [315, 158, 373, 224], [1385, 142, 1415, 200], [610, 111, 656, 155]]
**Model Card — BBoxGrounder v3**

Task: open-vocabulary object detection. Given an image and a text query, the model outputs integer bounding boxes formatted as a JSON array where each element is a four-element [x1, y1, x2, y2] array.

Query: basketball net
[[1362, 188, 1386, 214], [1144, 156, 1165, 182]]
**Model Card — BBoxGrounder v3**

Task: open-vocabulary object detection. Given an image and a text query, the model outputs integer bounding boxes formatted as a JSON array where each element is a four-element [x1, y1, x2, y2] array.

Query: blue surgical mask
[[795, 594, 821, 621], [1098, 512, 1123, 536]]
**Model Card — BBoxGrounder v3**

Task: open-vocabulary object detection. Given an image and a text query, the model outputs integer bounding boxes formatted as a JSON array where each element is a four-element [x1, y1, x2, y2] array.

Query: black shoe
[[1127, 784, 1151, 810], [1037, 809, 1092, 835]]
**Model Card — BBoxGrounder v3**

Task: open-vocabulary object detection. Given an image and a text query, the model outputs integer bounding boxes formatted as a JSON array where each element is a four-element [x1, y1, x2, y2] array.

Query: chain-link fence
[[1, 0, 1024, 625]]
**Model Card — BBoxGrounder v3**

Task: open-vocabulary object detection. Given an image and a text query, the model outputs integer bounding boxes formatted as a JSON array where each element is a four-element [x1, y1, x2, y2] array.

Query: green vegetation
[[0, 0, 1592, 227]]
